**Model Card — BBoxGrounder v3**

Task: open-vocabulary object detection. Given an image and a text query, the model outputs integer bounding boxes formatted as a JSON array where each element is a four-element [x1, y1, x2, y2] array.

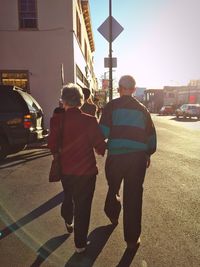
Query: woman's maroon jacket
[[48, 108, 106, 176]]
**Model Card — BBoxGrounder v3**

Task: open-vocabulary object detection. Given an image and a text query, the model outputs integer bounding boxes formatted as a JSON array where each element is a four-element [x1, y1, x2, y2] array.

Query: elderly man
[[48, 83, 106, 253], [99, 75, 157, 249]]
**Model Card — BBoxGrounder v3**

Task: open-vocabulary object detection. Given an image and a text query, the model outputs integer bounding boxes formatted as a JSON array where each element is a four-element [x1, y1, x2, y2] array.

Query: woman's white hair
[[61, 83, 84, 107]]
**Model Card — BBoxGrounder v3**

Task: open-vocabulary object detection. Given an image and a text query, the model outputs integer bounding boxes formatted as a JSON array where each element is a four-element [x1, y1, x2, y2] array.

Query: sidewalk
[[0, 151, 142, 267], [27, 139, 48, 149]]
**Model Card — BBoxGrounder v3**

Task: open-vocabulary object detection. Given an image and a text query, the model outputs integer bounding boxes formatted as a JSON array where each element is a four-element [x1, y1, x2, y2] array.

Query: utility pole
[[109, 0, 113, 101]]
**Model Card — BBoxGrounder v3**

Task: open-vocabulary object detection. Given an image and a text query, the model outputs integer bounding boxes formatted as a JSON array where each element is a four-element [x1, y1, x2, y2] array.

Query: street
[[0, 115, 200, 267]]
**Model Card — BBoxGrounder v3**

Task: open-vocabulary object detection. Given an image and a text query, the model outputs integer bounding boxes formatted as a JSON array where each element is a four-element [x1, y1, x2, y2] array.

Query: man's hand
[[146, 155, 151, 168]]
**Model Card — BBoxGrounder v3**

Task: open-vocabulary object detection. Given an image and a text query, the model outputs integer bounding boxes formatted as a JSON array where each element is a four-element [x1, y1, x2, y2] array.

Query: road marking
[[141, 260, 148, 267]]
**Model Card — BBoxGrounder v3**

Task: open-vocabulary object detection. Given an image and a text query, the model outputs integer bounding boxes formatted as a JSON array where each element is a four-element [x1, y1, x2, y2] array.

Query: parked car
[[159, 105, 174, 115], [0, 85, 48, 160], [175, 104, 200, 119]]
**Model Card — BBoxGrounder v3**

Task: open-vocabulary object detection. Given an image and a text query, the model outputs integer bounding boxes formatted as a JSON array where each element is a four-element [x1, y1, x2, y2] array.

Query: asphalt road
[[0, 115, 200, 267]]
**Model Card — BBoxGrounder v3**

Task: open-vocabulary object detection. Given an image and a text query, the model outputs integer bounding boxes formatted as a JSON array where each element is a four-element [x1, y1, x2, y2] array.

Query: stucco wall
[[0, 0, 96, 127], [0, 0, 75, 127]]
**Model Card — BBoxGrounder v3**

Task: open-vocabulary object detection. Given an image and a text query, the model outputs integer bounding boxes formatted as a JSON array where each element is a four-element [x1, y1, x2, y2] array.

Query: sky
[[90, 0, 200, 89]]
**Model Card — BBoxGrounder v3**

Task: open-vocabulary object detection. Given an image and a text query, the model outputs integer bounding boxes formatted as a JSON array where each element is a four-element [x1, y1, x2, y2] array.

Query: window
[[18, 0, 37, 29], [76, 11, 82, 45], [18, 91, 42, 112], [84, 41, 88, 62], [84, 40, 88, 62], [0, 70, 29, 92], [76, 65, 89, 88], [76, 65, 83, 82], [0, 91, 26, 113]]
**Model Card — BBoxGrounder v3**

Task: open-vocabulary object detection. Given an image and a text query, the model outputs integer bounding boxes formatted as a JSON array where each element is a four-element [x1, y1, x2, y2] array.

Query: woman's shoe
[[65, 223, 73, 234], [75, 247, 86, 253]]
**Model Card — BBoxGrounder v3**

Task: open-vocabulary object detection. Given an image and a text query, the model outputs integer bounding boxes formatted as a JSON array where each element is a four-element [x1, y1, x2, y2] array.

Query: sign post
[[98, 1, 124, 101], [109, 0, 113, 101]]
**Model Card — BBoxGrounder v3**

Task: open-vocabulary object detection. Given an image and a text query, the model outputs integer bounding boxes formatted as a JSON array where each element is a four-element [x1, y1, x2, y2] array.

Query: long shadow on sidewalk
[[0, 191, 64, 240], [65, 224, 116, 267], [116, 244, 140, 267], [30, 234, 69, 267], [0, 149, 51, 169]]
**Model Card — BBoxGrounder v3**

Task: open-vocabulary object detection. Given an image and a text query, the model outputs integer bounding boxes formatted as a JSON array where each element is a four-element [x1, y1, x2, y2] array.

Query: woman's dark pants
[[61, 174, 96, 248], [104, 152, 147, 243]]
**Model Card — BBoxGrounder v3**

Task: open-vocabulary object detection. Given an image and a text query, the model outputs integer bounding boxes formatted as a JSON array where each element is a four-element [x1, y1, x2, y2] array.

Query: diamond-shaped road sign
[[98, 16, 124, 42]]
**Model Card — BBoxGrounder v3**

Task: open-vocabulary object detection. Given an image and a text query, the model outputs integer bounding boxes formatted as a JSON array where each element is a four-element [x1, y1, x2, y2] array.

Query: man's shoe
[[75, 247, 86, 253], [126, 237, 141, 250], [65, 223, 73, 234]]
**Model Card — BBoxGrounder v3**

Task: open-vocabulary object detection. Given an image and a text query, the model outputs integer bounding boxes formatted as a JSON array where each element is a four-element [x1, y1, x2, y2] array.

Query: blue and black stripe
[[99, 96, 157, 155]]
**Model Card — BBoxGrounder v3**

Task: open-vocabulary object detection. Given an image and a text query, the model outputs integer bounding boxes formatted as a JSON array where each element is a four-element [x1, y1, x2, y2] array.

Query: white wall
[[0, 0, 74, 127], [0, 0, 96, 127]]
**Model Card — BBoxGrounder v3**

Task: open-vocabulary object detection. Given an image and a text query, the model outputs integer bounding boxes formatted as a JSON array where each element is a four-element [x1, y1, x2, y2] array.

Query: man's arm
[[146, 112, 157, 156], [99, 104, 112, 140], [145, 111, 157, 168], [88, 117, 107, 156]]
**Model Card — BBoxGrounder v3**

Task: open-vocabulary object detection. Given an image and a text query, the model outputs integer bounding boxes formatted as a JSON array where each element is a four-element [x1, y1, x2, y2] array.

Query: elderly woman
[[48, 83, 106, 253]]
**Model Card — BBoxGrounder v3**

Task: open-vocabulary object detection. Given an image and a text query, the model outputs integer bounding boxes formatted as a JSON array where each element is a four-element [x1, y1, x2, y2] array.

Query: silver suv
[[175, 104, 200, 119]]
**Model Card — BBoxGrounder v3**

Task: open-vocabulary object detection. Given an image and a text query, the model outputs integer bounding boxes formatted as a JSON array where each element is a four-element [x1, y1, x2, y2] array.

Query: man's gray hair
[[119, 75, 136, 89], [61, 83, 84, 107]]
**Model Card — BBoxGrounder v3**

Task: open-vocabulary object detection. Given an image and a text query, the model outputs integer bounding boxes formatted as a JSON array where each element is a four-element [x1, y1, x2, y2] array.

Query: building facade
[[144, 89, 164, 113], [163, 85, 200, 107], [144, 82, 200, 113], [134, 87, 146, 103], [0, 0, 96, 126]]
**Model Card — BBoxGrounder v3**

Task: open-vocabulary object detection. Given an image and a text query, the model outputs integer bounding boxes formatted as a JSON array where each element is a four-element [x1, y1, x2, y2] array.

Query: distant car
[[175, 104, 200, 119], [0, 85, 48, 160], [159, 105, 174, 115]]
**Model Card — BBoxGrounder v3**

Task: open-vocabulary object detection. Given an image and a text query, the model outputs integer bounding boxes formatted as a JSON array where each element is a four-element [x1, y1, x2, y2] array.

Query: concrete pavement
[[0, 115, 200, 266]]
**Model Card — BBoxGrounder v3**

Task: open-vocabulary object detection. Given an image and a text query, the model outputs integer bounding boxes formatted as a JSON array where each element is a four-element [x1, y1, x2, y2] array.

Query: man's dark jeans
[[61, 174, 96, 248], [105, 152, 147, 243]]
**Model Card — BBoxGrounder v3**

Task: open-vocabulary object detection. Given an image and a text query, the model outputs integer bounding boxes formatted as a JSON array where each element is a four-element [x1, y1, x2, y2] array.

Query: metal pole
[[109, 0, 113, 101]]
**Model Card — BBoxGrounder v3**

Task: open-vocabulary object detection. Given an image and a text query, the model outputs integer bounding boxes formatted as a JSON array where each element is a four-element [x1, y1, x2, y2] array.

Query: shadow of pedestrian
[[65, 224, 116, 267], [30, 234, 69, 267], [0, 149, 51, 169], [170, 117, 199, 122], [0, 191, 64, 240], [116, 244, 140, 267]]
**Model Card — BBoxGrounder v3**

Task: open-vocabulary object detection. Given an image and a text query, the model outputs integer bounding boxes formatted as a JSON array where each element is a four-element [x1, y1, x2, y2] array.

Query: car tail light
[[24, 114, 32, 128]]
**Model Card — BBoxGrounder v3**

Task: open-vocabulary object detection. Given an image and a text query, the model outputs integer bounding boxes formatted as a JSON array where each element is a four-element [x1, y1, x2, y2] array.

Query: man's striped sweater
[[99, 95, 157, 156]]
